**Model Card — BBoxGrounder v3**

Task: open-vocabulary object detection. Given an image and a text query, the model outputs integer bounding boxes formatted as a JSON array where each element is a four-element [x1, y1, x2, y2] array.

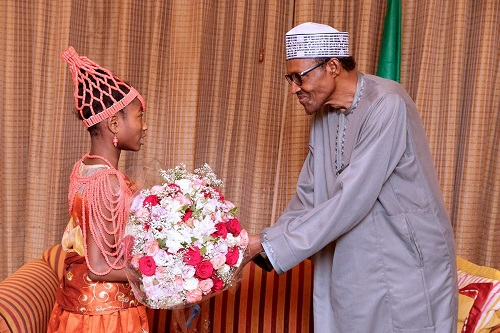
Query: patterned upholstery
[[0, 259, 59, 333], [0, 245, 314, 333], [42, 244, 67, 281]]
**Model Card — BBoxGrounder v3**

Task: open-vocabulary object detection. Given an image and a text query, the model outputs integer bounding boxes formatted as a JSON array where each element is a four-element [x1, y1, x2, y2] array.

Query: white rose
[[165, 238, 183, 254], [225, 234, 238, 247], [182, 265, 196, 278], [183, 277, 199, 291], [217, 264, 230, 275], [176, 179, 192, 193], [153, 250, 169, 266]]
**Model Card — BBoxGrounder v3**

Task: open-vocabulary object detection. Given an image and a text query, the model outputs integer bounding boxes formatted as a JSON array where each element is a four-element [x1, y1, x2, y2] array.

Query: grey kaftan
[[261, 73, 458, 332]]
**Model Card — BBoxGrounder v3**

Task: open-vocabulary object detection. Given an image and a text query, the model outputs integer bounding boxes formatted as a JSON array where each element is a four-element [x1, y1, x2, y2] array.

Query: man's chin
[[302, 104, 319, 115]]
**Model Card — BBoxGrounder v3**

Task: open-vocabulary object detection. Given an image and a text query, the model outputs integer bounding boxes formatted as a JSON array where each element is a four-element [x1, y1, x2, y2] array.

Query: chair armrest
[[0, 259, 59, 333], [42, 244, 66, 282]]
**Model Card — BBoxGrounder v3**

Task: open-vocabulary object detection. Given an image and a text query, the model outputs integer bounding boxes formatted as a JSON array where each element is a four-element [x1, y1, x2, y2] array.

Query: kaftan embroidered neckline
[[334, 73, 365, 175]]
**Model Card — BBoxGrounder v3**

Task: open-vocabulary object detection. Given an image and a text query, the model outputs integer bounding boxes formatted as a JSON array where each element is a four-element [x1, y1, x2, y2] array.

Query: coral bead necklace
[[68, 153, 132, 276]]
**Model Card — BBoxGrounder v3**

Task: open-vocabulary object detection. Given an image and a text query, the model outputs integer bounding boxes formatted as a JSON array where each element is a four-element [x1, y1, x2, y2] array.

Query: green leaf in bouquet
[[203, 235, 216, 243], [158, 238, 167, 249], [193, 207, 204, 216]]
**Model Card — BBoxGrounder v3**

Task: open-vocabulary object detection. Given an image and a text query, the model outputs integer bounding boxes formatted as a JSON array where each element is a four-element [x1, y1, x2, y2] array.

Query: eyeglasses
[[284, 59, 330, 86]]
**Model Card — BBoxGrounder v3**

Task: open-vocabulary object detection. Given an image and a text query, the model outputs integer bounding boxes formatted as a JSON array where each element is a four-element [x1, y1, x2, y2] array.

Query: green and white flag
[[376, 0, 401, 82]]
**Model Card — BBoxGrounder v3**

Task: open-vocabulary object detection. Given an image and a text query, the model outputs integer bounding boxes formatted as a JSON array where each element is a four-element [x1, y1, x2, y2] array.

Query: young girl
[[47, 46, 149, 332]]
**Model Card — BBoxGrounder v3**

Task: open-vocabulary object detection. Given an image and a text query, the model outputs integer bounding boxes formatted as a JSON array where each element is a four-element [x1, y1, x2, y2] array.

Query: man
[[247, 22, 458, 332]]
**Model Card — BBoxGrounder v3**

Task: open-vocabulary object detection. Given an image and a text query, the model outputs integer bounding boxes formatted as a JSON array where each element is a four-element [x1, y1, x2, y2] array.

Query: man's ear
[[328, 58, 342, 76]]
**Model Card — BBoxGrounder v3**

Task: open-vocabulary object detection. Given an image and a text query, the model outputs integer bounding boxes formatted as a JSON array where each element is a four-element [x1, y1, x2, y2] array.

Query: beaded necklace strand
[[68, 153, 132, 276]]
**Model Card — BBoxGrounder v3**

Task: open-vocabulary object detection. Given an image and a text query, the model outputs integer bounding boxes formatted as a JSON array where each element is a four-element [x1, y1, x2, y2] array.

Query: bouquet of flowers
[[124, 163, 248, 309]]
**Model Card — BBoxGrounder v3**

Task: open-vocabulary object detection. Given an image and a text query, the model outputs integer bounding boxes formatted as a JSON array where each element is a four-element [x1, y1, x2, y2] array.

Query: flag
[[376, 0, 401, 82]]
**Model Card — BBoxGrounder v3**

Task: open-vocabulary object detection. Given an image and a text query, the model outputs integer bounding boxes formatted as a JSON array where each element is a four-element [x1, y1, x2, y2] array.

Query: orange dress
[[47, 156, 149, 333]]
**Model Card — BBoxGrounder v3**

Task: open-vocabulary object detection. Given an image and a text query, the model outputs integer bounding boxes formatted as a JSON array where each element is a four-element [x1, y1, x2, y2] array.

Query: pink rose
[[186, 288, 203, 303], [196, 261, 214, 279], [155, 266, 167, 276], [224, 200, 235, 210], [174, 275, 184, 292], [210, 254, 226, 270], [211, 275, 224, 292], [139, 256, 156, 276], [225, 247, 240, 266], [211, 222, 227, 239], [143, 194, 160, 207], [131, 255, 141, 269], [225, 218, 241, 236], [175, 195, 191, 206], [239, 229, 249, 248], [150, 185, 165, 194], [183, 247, 203, 266], [198, 279, 214, 295], [145, 240, 160, 256]]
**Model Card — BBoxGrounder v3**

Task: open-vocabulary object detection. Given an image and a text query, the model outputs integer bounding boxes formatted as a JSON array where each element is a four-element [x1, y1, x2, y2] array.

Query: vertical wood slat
[[146, 259, 314, 332]]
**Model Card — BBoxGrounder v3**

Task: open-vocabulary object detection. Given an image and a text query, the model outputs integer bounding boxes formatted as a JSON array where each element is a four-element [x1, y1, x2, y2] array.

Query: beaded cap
[[285, 22, 349, 60], [60, 46, 145, 128]]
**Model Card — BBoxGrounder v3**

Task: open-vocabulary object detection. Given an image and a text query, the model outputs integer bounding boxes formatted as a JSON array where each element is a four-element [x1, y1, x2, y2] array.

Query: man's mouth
[[297, 93, 308, 103]]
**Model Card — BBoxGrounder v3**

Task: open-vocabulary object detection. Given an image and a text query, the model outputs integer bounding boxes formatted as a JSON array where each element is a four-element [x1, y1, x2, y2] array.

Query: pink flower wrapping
[[125, 163, 247, 309]]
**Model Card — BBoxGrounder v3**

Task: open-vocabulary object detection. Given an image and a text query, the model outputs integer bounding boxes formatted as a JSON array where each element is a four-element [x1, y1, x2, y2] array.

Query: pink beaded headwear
[[60, 46, 145, 128]]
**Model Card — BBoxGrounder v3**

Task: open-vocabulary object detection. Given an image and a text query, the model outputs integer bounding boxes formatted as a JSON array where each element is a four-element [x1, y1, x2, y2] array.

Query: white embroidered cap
[[285, 22, 349, 60]]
